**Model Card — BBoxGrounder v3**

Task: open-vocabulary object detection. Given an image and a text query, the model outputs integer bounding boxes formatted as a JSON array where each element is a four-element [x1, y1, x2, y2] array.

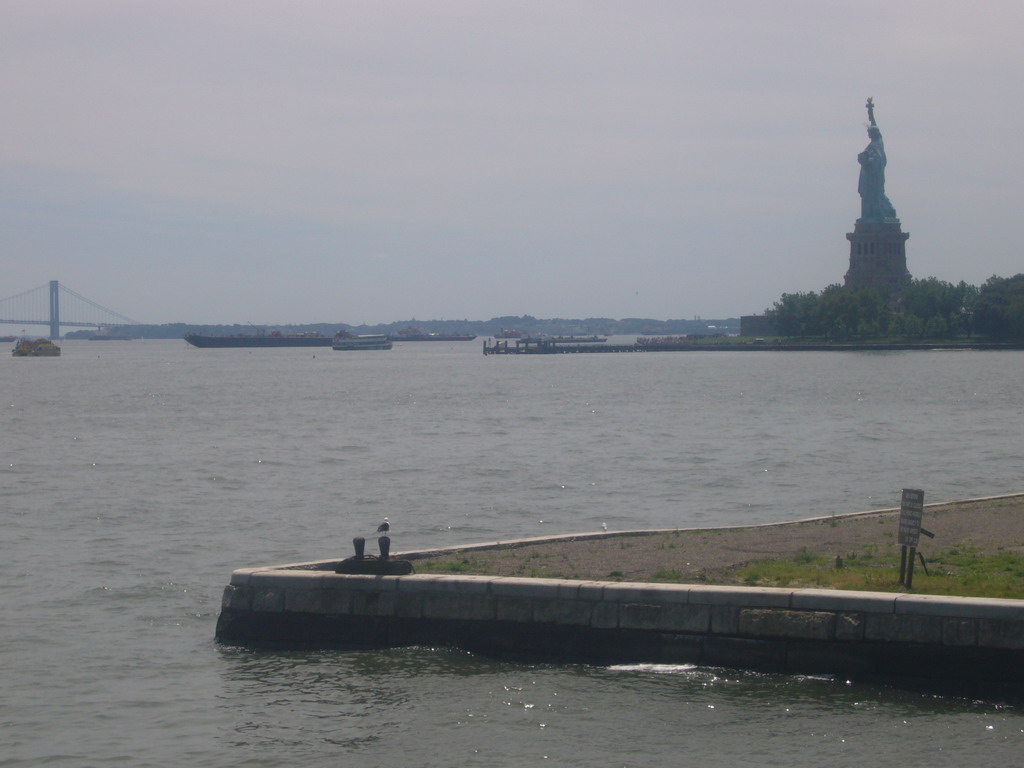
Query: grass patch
[[793, 546, 821, 565], [731, 547, 1024, 598], [418, 552, 572, 579], [417, 556, 491, 574]]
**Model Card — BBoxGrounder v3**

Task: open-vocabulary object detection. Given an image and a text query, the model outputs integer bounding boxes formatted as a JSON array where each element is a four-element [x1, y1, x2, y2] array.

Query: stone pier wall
[[216, 565, 1024, 691]]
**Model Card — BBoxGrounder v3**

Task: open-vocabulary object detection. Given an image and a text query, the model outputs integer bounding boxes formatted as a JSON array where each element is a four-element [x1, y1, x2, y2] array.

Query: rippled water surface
[[3, 340, 1023, 766]]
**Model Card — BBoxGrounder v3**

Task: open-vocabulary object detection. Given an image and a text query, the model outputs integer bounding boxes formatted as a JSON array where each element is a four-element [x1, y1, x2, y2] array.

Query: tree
[[765, 292, 820, 337], [900, 277, 975, 337], [816, 284, 890, 341], [973, 274, 1024, 339]]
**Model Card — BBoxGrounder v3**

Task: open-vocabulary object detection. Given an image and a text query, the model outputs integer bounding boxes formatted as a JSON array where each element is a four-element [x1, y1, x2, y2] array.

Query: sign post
[[897, 488, 925, 587]]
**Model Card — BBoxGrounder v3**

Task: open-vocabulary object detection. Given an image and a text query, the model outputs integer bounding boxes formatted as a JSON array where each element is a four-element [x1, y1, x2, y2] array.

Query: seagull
[[376, 517, 390, 535]]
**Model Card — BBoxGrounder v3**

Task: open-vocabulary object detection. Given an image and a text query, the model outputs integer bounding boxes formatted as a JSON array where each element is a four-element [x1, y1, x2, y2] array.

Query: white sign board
[[898, 488, 925, 546]]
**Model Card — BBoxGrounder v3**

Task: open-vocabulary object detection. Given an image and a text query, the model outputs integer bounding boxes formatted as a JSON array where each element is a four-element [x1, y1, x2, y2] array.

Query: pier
[[483, 338, 642, 354], [216, 537, 1024, 696]]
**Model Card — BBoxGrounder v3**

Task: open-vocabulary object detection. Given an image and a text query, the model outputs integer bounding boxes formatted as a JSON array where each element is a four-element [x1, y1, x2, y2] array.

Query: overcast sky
[[3, 1, 1023, 328]]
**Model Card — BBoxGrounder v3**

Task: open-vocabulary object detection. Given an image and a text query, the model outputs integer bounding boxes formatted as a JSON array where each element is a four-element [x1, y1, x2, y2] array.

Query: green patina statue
[[858, 97, 898, 222]]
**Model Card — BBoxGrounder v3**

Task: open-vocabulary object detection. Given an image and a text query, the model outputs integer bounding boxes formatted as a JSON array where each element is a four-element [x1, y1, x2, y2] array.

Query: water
[[3, 340, 1023, 766]]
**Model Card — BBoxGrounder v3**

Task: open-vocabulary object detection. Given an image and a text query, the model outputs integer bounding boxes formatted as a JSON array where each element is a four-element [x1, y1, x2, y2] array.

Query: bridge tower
[[49, 280, 60, 339]]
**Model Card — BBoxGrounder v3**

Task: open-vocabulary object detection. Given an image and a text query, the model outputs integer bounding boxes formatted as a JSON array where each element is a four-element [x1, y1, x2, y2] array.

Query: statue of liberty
[[857, 97, 898, 222]]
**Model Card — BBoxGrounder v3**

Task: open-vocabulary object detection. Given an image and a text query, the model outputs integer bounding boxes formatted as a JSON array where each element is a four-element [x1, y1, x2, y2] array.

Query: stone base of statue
[[844, 219, 911, 304]]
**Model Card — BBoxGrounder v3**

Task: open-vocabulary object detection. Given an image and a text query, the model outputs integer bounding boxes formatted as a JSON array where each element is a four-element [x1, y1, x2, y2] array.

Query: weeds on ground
[[417, 557, 490, 574], [732, 546, 1024, 598]]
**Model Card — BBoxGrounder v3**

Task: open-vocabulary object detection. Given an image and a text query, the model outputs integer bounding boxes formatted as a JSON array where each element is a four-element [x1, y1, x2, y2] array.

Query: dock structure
[[483, 338, 642, 354], [216, 546, 1024, 697]]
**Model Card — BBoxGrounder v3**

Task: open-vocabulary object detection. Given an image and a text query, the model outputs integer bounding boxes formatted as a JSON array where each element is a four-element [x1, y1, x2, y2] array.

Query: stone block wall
[[216, 567, 1024, 690]]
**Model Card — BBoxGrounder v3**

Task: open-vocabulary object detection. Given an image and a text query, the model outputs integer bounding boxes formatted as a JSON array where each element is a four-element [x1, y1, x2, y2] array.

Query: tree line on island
[[765, 274, 1024, 342]]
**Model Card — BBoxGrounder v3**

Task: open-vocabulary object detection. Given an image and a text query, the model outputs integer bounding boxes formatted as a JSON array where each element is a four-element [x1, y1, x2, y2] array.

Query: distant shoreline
[[625, 341, 1024, 353], [483, 338, 1024, 355]]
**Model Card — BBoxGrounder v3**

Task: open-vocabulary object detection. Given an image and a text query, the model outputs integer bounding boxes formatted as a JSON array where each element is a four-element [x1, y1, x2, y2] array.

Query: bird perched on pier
[[376, 517, 390, 535]]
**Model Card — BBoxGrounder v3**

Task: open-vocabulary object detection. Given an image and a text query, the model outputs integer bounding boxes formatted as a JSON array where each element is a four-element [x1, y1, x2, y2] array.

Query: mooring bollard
[[335, 533, 411, 574]]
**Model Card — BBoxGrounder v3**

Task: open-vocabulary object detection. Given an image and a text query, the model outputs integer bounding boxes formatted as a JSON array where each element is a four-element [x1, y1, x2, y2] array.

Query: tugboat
[[12, 338, 61, 356]]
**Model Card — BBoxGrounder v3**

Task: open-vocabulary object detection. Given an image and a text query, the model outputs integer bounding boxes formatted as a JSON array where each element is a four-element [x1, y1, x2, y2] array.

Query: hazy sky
[[4, 1, 1023, 327]]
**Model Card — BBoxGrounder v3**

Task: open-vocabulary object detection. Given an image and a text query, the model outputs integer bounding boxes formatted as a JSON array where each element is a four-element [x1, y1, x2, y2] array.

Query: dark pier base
[[215, 608, 1024, 702]]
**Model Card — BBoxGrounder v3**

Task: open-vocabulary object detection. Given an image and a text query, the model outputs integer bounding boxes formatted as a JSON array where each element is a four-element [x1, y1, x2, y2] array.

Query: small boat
[[494, 329, 524, 338], [332, 332, 393, 351], [13, 338, 61, 357]]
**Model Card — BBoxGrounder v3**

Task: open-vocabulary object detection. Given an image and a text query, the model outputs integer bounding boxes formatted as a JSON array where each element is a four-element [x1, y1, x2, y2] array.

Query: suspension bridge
[[0, 281, 141, 338]]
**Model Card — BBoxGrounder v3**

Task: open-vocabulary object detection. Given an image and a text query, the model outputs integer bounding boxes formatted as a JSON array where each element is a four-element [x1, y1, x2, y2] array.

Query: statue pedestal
[[844, 220, 910, 303]]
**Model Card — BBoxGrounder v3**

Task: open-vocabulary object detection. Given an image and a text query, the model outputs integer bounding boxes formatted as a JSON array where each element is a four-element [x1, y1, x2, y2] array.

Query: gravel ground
[[411, 494, 1024, 584]]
